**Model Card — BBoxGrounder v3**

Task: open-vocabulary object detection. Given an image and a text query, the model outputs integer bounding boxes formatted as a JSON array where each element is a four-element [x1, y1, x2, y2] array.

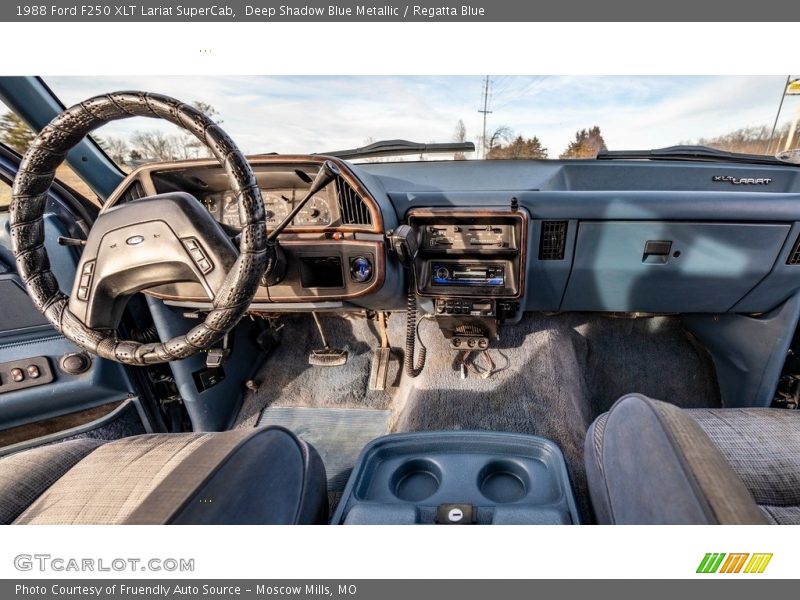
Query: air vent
[[118, 181, 146, 204], [787, 235, 800, 265], [539, 221, 568, 260], [335, 176, 372, 226]]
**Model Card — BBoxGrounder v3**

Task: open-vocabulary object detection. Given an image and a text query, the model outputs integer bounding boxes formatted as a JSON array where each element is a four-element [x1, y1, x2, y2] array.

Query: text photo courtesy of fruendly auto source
[[0, 75, 798, 526]]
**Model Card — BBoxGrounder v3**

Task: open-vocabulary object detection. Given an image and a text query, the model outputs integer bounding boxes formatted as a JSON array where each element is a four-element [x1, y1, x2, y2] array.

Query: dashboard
[[105, 155, 389, 307], [105, 154, 800, 320]]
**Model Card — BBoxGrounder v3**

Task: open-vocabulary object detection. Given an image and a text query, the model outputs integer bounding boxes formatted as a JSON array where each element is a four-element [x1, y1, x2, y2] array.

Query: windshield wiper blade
[[318, 139, 475, 160], [597, 145, 795, 167]]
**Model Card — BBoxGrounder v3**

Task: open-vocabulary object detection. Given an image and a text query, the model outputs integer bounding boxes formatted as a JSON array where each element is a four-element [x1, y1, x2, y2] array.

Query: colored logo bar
[[697, 553, 773, 574]]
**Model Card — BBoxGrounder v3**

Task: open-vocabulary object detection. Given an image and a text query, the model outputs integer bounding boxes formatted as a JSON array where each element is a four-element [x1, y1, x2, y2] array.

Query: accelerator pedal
[[308, 312, 348, 367], [368, 312, 391, 391]]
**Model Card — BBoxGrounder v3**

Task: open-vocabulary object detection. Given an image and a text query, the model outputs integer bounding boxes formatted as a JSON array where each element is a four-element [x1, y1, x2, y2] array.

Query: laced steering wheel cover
[[9, 92, 267, 364]]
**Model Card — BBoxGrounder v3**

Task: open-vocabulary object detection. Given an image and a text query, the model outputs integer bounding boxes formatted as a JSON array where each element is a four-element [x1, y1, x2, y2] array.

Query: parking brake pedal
[[368, 312, 391, 391], [308, 312, 348, 367]]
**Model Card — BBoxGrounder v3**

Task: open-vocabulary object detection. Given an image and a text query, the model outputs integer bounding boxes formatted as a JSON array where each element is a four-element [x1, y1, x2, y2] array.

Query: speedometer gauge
[[262, 191, 292, 226], [293, 196, 331, 226]]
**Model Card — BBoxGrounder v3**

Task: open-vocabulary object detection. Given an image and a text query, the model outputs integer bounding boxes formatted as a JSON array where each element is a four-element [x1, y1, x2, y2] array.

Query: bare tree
[[104, 101, 225, 165], [453, 119, 467, 160], [103, 136, 130, 164], [182, 101, 224, 158], [487, 126, 513, 154], [687, 124, 791, 155], [193, 101, 222, 123], [130, 131, 181, 162]]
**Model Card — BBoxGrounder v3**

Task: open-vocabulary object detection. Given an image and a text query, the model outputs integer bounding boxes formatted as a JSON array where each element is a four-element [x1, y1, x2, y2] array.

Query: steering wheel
[[9, 92, 268, 365]]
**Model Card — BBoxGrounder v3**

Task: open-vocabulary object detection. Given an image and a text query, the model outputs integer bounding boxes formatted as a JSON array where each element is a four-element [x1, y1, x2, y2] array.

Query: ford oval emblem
[[126, 235, 145, 246]]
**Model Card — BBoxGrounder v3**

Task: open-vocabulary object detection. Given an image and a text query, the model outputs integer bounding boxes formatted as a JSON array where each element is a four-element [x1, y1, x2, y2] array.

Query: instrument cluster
[[202, 188, 335, 230]]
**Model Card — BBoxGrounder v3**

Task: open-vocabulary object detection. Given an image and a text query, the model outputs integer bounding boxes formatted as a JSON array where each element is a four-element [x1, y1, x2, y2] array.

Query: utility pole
[[478, 75, 492, 159], [784, 104, 800, 153], [768, 75, 791, 155]]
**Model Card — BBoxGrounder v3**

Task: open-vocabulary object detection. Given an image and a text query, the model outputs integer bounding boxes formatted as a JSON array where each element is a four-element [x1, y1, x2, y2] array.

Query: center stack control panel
[[407, 209, 527, 322]]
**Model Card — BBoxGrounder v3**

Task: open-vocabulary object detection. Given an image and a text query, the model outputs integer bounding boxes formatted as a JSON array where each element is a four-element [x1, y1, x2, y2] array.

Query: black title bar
[[6, 0, 800, 21]]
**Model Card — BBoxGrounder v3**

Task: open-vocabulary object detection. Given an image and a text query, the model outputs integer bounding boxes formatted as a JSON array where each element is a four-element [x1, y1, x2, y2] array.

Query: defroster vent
[[336, 176, 372, 226], [539, 220, 568, 260]]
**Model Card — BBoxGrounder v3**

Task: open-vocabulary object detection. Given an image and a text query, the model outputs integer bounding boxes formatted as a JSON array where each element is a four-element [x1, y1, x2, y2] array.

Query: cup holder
[[390, 458, 443, 502], [478, 460, 530, 503]]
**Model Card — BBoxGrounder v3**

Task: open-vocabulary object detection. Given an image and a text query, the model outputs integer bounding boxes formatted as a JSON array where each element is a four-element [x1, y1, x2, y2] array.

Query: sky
[[44, 75, 799, 158]]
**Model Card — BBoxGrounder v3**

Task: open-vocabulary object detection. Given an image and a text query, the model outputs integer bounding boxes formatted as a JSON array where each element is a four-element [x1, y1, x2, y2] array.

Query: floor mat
[[257, 406, 391, 492]]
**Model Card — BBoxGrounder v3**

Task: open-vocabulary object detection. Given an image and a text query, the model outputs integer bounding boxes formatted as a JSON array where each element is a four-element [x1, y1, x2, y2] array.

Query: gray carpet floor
[[235, 314, 402, 429], [234, 311, 720, 519]]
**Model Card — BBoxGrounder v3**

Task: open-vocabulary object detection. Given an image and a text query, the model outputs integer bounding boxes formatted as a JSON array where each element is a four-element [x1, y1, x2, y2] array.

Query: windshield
[[8, 76, 800, 167]]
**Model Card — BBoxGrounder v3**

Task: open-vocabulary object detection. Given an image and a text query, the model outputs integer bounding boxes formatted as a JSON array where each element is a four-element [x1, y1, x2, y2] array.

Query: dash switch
[[1, 357, 53, 393]]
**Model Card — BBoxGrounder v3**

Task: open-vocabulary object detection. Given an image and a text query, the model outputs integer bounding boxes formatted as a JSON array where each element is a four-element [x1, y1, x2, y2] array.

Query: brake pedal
[[308, 312, 348, 367], [368, 312, 391, 391], [309, 348, 348, 367]]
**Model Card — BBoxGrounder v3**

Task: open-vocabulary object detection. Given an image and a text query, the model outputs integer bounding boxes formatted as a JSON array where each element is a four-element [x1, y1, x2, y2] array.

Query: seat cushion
[[8, 427, 327, 525], [0, 438, 107, 524], [585, 394, 767, 524], [688, 408, 800, 524]]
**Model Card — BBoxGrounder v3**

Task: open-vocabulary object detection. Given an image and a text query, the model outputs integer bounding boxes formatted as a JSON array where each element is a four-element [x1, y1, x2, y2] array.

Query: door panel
[[0, 174, 140, 438]]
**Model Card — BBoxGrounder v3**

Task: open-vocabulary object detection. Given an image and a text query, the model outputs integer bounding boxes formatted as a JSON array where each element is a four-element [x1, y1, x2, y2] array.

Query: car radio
[[431, 262, 506, 288]]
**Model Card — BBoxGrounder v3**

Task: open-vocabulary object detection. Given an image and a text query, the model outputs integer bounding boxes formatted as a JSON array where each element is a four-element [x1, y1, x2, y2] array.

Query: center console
[[407, 208, 527, 348], [332, 431, 579, 525]]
